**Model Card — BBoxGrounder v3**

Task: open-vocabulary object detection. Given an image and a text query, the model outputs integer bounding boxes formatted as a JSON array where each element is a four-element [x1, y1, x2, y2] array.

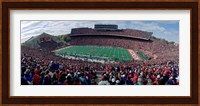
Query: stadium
[[21, 24, 179, 85]]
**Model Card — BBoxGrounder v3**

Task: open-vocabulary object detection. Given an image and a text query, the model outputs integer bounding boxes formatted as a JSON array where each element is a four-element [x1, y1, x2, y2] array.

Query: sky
[[21, 20, 179, 43]]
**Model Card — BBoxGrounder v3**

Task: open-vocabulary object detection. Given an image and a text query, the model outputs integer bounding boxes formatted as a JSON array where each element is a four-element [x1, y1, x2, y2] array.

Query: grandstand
[[70, 24, 152, 40]]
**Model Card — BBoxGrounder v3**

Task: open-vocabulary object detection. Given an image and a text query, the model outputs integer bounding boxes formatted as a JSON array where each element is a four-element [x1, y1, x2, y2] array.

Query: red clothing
[[89, 74, 93, 79], [151, 75, 156, 81], [34, 68, 40, 74], [153, 80, 158, 85], [33, 74, 40, 85], [63, 81, 68, 85], [133, 74, 138, 80], [128, 74, 132, 78], [73, 82, 81, 85]]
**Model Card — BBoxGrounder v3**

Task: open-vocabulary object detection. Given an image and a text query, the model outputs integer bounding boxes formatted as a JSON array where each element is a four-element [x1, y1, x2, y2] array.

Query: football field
[[55, 46, 133, 61]]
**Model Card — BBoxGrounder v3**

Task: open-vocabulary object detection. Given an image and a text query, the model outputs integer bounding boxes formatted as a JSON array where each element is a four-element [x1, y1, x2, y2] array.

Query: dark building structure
[[94, 24, 118, 30]]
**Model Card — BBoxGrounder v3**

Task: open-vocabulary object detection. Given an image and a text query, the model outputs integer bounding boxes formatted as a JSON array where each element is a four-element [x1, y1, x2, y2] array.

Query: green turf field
[[55, 46, 133, 61]]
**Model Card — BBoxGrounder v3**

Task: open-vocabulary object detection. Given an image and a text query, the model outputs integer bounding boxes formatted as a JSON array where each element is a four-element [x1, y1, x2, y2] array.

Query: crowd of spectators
[[71, 28, 152, 40], [21, 46, 100, 85], [21, 46, 179, 85], [98, 61, 179, 85]]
